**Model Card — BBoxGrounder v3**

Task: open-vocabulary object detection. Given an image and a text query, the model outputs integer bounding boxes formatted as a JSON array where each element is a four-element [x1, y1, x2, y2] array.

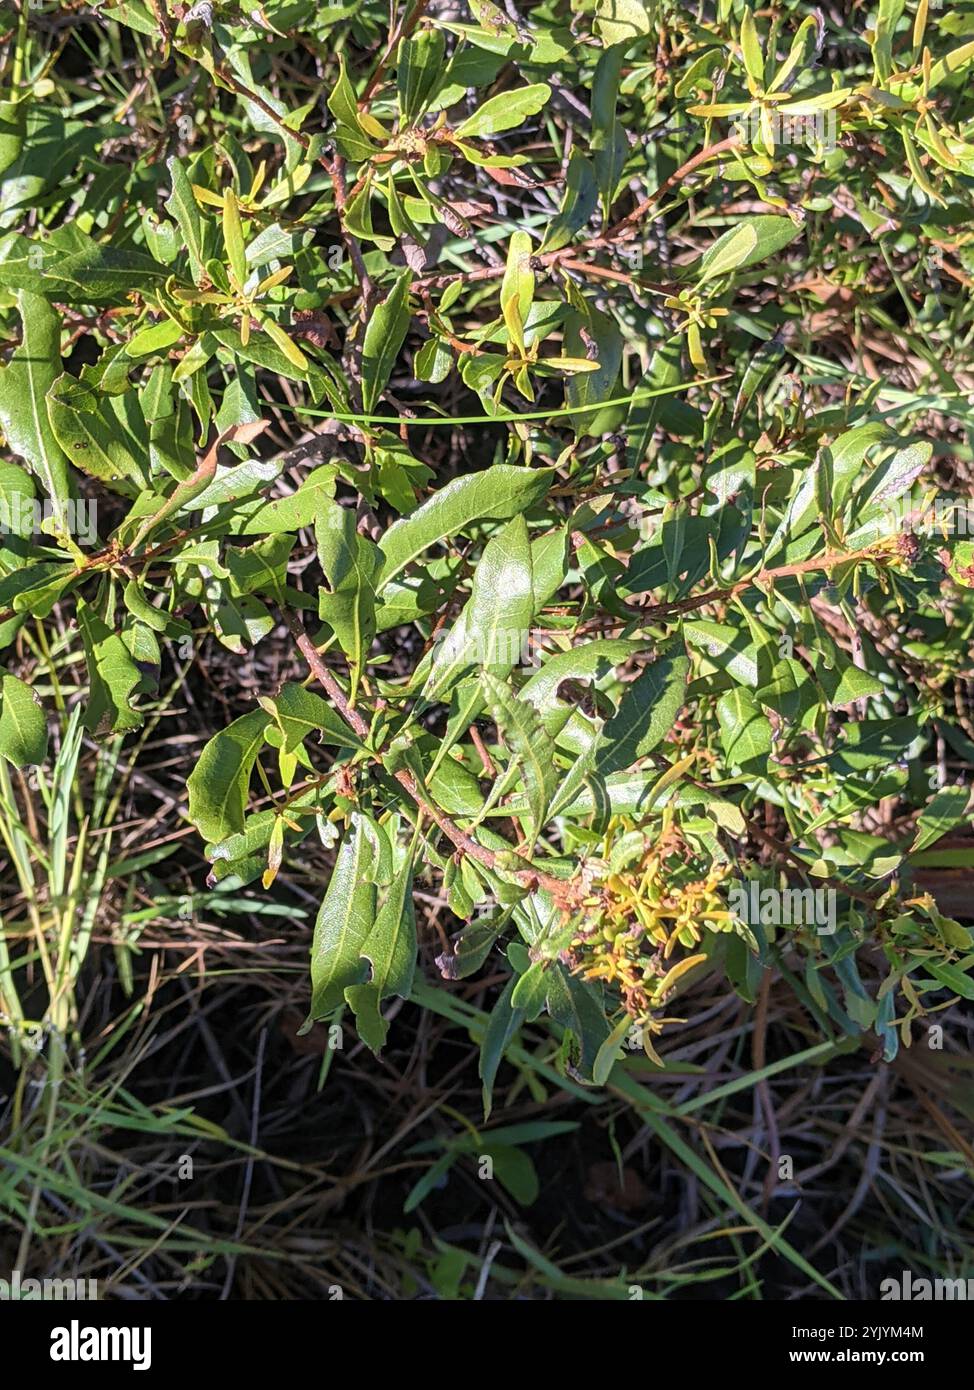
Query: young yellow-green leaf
[[501, 231, 535, 331], [454, 83, 551, 140], [0, 672, 48, 767], [928, 40, 974, 89], [872, 0, 906, 82], [222, 187, 247, 287], [739, 8, 765, 91], [305, 813, 377, 1023], [362, 269, 412, 414], [260, 316, 309, 371], [594, 0, 652, 48], [901, 127, 945, 205], [768, 14, 822, 93], [187, 708, 270, 843]]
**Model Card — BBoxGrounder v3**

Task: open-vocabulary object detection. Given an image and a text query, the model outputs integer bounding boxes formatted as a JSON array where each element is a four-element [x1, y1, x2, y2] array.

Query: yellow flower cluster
[[566, 825, 735, 1051]]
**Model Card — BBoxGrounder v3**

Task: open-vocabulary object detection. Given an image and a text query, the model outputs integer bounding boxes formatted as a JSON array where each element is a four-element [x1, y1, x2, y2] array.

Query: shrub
[[0, 0, 972, 1109]]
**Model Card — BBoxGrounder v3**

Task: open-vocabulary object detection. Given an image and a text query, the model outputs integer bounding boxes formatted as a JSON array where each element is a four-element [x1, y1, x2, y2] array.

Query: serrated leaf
[[481, 671, 558, 844]]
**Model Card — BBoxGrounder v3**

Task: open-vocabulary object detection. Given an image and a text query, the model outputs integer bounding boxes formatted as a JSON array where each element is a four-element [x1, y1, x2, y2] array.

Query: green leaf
[[222, 188, 247, 287], [544, 965, 611, 1080], [479, 976, 526, 1118], [501, 231, 535, 332], [0, 673, 47, 767], [77, 598, 145, 737], [259, 681, 364, 755], [0, 291, 74, 535], [924, 960, 974, 1001], [362, 269, 412, 414], [47, 376, 148, 493], [929, 40, 974, 89], [230, 464, 339, 533], [910, 785, 973, 855], [739, 8, 764, 89], [345, 854, 417, 1052], [424, 514, 534, 701], [521, 639, 642, 733], [563, 304, 623, 431], [166, 157, 208, 283], [481, 671, 558, 844], [695, 215, 802, 283], [484, 1143, 539, 1205], [225, 533, 294, 598], [595, 646, 690, 777], [717, 687, 772, 771], [186, 709, 270, 842], [685, 618, 758, 687], [595, 0, 653, 48], [315, 498, 381, 699], [454, 83, 551, 139], [377, 464, 553, 587], [398, 28, 446, 122], [541, 151, 598, 253], [306, 813, 378, 1022]]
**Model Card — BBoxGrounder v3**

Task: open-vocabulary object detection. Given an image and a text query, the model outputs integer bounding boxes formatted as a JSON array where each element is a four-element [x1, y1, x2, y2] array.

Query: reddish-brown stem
[[283, 610, 579, 902]]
